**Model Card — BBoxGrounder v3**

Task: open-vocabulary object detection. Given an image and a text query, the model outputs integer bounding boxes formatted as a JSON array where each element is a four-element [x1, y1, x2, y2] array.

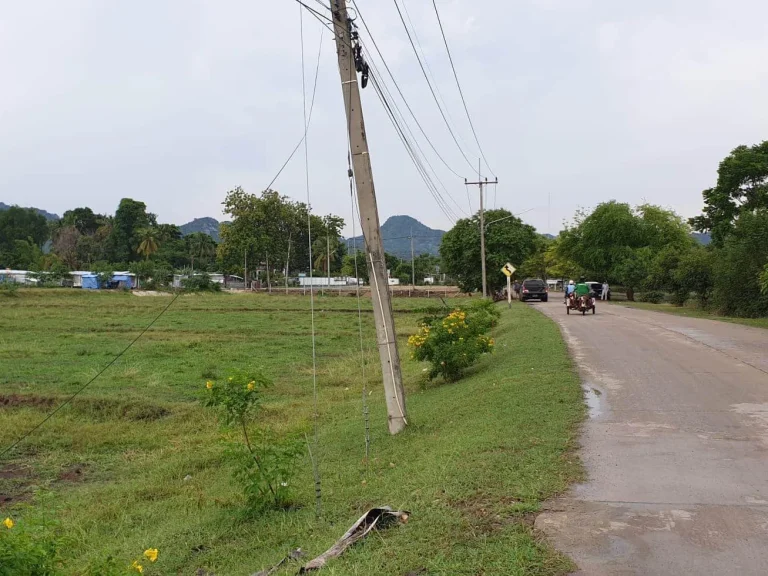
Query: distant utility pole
[[465, 160, 498, 298], [331, 0, 407, 434], [410, 228, 415, 289]]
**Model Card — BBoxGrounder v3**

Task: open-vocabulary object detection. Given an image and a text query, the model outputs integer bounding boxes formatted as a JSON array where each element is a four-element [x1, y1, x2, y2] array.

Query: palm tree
[[137, 228, 159, 261]]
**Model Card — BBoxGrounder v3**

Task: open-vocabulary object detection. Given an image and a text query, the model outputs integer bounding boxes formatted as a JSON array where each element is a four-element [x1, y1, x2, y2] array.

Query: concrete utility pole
[[331, 0, 407, 434], [465, 159, 498, 298], [410, 228, 416, 289]]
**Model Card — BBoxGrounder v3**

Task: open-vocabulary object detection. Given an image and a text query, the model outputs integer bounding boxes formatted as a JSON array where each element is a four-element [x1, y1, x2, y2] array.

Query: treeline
[[531, 141, 768, 318], [0, 187, 442, 287]]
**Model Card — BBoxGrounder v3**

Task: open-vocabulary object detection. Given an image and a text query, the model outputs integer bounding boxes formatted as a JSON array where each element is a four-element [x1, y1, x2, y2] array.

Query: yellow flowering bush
[[82, 547, 159, 575], [203, 369, 301, 512], [0, 514, 61, 575], [408, 301, 498, 382]]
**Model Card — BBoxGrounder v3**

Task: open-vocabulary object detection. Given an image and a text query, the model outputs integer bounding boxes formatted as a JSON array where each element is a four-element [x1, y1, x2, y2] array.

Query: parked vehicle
[[521, 278, 548, 302]]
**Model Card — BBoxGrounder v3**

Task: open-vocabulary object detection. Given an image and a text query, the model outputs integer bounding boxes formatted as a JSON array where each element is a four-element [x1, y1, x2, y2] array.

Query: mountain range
[[346, 215, 445, 260], [0, 202, 59, 221], [179, 217, 223, 242]]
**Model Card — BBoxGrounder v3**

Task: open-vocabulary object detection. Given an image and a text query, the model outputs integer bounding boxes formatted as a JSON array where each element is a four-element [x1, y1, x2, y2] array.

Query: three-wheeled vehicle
[[566, 291, 596, 315]]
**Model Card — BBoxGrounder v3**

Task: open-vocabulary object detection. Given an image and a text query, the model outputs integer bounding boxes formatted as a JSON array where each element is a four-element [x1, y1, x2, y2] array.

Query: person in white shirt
[[601, 281, 609, 300]]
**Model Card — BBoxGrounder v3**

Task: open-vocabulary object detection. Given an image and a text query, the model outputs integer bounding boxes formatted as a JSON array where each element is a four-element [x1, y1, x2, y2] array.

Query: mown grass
[[610, 300, 768, 330], [0, 289, 583, 575]]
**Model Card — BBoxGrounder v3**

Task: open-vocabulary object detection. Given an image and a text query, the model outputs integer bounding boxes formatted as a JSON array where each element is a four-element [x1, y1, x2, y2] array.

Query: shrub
[[408, 303, 497, 382], [638, 290, 665, 304], [0, 516, 60, 576], [203, 370, 301, 511], [182, 273, 221, 292]]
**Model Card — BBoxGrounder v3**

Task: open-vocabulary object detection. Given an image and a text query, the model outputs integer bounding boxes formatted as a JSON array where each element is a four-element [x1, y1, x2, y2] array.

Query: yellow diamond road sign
[[501, 263, 516, 277]]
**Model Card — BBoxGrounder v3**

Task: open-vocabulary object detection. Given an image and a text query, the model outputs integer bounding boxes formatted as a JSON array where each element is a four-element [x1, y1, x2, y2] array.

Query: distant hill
[[180, 217, 222, 242], [347, 215, 445, 260], [0, 202, 59, 221], [692, 232, 711, 246]]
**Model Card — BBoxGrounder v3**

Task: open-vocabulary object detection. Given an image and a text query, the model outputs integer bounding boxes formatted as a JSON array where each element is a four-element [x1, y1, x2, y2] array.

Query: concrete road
[[531, 299, 768, 575]]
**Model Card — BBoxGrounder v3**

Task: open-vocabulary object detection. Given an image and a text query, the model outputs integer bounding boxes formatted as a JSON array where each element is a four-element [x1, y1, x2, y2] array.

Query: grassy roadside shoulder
[[608, 300, 768, 330], [0, 292, 583, 575]]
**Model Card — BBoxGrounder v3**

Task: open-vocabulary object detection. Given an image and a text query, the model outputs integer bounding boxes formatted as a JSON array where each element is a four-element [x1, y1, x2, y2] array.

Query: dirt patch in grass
[[58, 463, 88, 483], [0, 394, 171, 421], [0, 463, 34, 505]]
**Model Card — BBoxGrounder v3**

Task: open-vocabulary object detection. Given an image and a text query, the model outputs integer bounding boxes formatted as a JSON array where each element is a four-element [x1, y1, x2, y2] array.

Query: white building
[[0, 270, 35, 284]]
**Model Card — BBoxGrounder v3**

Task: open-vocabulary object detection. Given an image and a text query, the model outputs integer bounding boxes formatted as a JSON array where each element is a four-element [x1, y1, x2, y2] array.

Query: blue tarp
[[82, 274, 99, 290], [111, 274, 134, 289]]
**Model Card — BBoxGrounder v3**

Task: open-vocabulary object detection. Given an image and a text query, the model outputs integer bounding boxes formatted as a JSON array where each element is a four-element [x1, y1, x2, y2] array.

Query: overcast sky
[[2, 0, 767, 235]]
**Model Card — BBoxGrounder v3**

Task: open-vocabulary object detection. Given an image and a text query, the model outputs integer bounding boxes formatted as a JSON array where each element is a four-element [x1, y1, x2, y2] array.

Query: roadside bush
[[761, 264, 768, 295], [203, 370, 301, 512], [638, 290, 665, 304], [182, 273, 221, 293], [408, 302, 497, 382], [0, 516, 60, 576]]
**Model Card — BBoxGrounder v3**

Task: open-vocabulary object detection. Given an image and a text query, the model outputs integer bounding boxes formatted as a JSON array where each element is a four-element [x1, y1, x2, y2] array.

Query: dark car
[[521, 278, 548, 302], [586, 281, 610, 300]]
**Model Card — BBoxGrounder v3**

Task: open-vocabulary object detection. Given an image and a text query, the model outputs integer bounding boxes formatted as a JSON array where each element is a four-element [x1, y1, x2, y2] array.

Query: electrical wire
[[350, 0, 466, 181], [265, 25, 324, 192], [294, 0, 333, 24], [0, 292, 180, 459], [432, 0, 496, 177], [300, 4, 322, 517], [391, 0, 477, 173], [362, 49, 467, 219]]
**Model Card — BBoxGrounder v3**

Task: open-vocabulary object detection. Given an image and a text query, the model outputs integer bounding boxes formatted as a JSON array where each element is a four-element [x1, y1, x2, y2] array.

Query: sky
[[2, 0, 768, 236]]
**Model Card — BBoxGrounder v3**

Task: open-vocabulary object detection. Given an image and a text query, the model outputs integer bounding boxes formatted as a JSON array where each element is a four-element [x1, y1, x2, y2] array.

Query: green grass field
[[610, 300, 768, 330], [1, 290, 583, 575]]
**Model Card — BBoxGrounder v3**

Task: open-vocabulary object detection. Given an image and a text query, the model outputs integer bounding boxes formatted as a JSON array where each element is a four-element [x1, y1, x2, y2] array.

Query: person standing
[[512, 280, 521, 300], [602, 280, 609, 301]]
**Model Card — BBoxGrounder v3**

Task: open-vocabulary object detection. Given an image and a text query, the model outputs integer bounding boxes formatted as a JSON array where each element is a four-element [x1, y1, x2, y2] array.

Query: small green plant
[[408, 303, 497, 382], [203, 370, 301, 511], [639, 290, 665, 304], [0, 515, 61, 576], [760, 264, 768, 295], [182, 273, 221, 292]]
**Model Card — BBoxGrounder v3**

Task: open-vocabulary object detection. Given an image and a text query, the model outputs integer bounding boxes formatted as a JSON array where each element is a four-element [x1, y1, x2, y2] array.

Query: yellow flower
[[206, 381, 213, 390], [247, 381, 255, 391], [131, 560, 144, 573], [144, 548, 159, 563], [228, 376, 233, 382], [3, 517, 13, 529]]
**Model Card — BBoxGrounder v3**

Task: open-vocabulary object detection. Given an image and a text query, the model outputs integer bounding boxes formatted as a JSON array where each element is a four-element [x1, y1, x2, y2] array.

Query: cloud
[[1, 0, 767, 236]]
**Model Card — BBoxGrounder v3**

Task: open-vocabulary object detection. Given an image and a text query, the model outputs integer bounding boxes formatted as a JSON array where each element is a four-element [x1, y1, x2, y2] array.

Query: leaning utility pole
[[331, 0, 407, 434], [465, 160, 498, 298]]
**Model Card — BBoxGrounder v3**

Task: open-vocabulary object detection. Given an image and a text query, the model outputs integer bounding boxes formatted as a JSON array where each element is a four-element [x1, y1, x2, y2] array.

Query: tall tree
[[440, 209, 539, 293], [690, 141, 768, 245], [137, 228, 159, 261], [0, 206, 50, 268], [108, 199, 155, 262]]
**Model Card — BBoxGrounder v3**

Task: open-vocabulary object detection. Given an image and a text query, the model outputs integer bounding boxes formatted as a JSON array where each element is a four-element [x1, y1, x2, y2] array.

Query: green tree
[[673, 246, 714, 307], [60, 207, 103, 235], [710, 209, 768, 317], [136, 228, 159, 261], [186, 232, 217, 272], [107, 199, 155, 262], [440, 209, 539, 293], [691, 141, 768, 245], [341, 251, 369, 283], [0, 206, 50, 267]]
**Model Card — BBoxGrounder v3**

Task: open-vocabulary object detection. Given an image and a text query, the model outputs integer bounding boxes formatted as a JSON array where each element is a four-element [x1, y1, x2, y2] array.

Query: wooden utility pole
[[465, 160, 498, 298], [331, 0, 407, 434]]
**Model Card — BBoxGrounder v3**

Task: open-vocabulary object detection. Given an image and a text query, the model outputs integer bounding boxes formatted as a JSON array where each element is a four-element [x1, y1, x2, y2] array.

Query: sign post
[[501, 263, 516, 309]]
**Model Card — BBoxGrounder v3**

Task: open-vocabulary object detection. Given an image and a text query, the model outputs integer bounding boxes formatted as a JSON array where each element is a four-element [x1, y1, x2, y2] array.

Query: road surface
[[531, 299, 768, 575]]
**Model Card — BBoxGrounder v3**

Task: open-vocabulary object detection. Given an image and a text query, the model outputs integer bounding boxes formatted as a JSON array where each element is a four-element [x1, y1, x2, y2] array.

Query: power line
[[432, 0, 496, 177], [294, 0, 333, 24], [391, 0, 477, 173], [362, 47, 467, 219], [350, 0, 466, 180], [265, 22, 324, 191], [1, 292, 180, 460]]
